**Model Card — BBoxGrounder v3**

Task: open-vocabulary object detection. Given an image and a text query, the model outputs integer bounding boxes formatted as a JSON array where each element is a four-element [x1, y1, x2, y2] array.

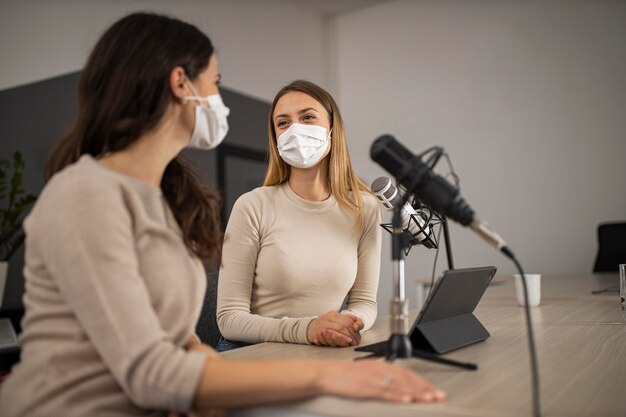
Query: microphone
[[371, 135, 542, 417], [370, 134, 508, 253], [370, 176, 435, 248]]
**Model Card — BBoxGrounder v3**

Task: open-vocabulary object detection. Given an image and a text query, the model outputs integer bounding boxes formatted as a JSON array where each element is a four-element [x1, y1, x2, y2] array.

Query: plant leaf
[[0, 151, 38, 260]]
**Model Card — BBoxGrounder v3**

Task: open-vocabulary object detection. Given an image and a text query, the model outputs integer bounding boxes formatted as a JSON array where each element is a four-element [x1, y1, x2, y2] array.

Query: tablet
[[356, 266, 497, 355], [409, 266, 496, 353]]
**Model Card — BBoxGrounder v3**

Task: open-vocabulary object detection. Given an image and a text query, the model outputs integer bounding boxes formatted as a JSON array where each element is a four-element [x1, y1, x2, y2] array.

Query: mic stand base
[[386, 333, 413, 361], [356, 333, 477, 370]]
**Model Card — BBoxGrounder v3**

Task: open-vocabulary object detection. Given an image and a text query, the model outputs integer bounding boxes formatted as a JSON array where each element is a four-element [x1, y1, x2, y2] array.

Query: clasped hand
[[307, 311, 364, 347]]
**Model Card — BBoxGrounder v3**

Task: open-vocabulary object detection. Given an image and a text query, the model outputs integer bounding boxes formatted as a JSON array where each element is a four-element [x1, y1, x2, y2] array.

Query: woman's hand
[[184, 334, 222, 360], [317, 359, 446, 404], [307, 312, 364, 347]]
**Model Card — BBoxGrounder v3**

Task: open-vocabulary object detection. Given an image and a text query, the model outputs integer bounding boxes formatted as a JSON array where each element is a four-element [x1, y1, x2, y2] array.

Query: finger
[[379, 380, 433, 404], [324, 319, 362, 341], [352, 318, 365, 332], [316, 330, 331, 346], [338, 327, 360, 345], [344, 313, 362, 324], [329, 312, 358, 328], [328, 329, 356, 346], [344, 325, 362, 343], [381, 390, 414, 403], [434, 389, 447, 401], [337, 316, 364, 337], [326, 329, 353, 346], [341, 314, 364, 333], [316, 319, 359, 341], [325, 330, 341, 347], [322, 329, 339, 347], [398, 370, 446, 402]]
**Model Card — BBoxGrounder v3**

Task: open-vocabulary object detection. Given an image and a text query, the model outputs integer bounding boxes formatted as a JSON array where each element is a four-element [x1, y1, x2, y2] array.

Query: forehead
[[273, 91, 327, 116], [207, 54, 218, 74]]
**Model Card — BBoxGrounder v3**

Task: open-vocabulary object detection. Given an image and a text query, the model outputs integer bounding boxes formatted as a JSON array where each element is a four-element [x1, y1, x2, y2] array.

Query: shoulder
[[232, 185, 281, 211], [360, 192, 381, 211], [30, 156, 154, 227], [37, 157, 123, 212], [359, 191, 382, 219], [228, 185, 282, 226]]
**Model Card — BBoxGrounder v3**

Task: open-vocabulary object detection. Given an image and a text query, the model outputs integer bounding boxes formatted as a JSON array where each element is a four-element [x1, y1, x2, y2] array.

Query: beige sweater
[[0, 156, 208, 417], [217, 182, 382, 344]]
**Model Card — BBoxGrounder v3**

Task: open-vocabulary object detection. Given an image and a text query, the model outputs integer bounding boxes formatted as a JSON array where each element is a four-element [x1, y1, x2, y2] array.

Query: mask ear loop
[[181, 75, 208, 105]]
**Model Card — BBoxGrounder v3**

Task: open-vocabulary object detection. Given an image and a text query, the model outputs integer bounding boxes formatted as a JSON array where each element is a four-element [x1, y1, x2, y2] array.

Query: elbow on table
[[116, 344, 202, 412]]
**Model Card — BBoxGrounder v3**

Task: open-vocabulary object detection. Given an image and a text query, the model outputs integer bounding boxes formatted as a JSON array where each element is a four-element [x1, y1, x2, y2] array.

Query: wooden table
[[222, 275, 626, 417]]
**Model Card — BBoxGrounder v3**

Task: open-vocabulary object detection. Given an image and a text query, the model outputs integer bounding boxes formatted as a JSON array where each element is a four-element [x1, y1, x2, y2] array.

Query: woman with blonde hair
[[217, 80, 382, 350]]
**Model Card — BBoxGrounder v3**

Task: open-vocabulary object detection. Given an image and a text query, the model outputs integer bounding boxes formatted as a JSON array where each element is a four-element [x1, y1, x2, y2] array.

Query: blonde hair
[[263, 80, 372, 231]]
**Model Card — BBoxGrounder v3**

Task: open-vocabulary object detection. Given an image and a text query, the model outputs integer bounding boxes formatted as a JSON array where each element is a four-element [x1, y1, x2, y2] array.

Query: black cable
[[501, 246, 541, 417], [442, 152, 460, 190], [591, 286, 619, 294]]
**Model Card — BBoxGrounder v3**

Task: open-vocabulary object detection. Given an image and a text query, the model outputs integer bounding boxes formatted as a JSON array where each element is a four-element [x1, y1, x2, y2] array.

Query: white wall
[[0, 0, 330, 100], [2, 0, 625, 315], [333, 0, 626, 308]]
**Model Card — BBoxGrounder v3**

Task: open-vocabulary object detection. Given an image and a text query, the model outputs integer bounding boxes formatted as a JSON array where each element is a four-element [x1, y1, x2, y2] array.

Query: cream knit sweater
[[0, 156, 208, 417], [217, 182, 382, 344]]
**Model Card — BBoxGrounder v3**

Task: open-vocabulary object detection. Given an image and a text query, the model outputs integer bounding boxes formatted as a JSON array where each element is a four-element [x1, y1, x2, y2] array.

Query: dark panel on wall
[[0, 73, 80, 310], [0, 72, 270, 309]]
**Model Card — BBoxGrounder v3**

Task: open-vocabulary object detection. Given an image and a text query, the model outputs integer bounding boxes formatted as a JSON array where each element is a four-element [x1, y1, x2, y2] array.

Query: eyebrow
[[274, 107, 319, 121]]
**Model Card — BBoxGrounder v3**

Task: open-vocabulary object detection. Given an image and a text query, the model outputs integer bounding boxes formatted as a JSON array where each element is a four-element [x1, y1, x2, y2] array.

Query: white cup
[[514, 274, 541, 307]]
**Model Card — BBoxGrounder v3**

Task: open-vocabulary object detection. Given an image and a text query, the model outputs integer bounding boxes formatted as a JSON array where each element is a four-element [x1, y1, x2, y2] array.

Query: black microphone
[[370, 176, 435, 248], [370, 134, 508, 253]]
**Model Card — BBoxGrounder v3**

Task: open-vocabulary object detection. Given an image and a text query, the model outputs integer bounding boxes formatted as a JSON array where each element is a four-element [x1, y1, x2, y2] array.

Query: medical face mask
[[182, 77, 230, 150], [276, 123, 331, 169]]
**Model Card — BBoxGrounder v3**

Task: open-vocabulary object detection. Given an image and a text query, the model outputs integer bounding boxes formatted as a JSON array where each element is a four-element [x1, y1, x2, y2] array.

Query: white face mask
[[182, 77, 230, 150], [277, 123, 331, 169]]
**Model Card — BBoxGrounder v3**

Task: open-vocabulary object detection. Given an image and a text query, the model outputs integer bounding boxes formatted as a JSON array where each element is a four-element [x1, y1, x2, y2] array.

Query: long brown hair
[[46, 12, 222, 261], [263, 80, 372, 230]]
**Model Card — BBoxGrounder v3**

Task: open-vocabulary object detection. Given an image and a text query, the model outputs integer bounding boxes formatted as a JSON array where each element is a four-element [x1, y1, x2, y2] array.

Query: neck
[[98, 112, 186, 186], [288, 159, 330, 201]]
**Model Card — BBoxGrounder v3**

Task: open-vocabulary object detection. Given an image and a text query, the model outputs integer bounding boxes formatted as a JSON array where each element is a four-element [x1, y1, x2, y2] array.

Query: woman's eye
[[303, 114, 316, 121], [276, 120, 288, 127]]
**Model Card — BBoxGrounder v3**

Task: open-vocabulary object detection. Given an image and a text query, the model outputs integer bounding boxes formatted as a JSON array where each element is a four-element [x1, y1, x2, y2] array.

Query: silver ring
[[383, 376, 394, 391]]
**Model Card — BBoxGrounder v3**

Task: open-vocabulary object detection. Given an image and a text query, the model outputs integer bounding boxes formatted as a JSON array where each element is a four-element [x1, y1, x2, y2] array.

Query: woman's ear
[[169, 66, 188, 100]]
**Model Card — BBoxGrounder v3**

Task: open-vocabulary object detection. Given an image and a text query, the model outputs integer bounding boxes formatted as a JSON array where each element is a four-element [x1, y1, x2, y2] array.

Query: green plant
[[0, 152, 37, 262]]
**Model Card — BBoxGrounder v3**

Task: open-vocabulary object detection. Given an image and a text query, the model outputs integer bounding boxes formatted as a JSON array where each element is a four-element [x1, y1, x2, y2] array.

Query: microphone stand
[[387, 203, 413, 359], [365, 200, 476, 370]]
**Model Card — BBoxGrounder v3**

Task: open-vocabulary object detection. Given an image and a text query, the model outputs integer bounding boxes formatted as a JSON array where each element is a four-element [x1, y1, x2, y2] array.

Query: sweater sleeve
[[38, 178, 207, 412], [341, 195, 382, 331], [216, 192, 315, 345]]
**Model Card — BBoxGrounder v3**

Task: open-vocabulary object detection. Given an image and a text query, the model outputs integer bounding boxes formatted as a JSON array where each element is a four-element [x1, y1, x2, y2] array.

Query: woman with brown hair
[[217, 80, 382, 350], [0, 13, 444, 417]]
